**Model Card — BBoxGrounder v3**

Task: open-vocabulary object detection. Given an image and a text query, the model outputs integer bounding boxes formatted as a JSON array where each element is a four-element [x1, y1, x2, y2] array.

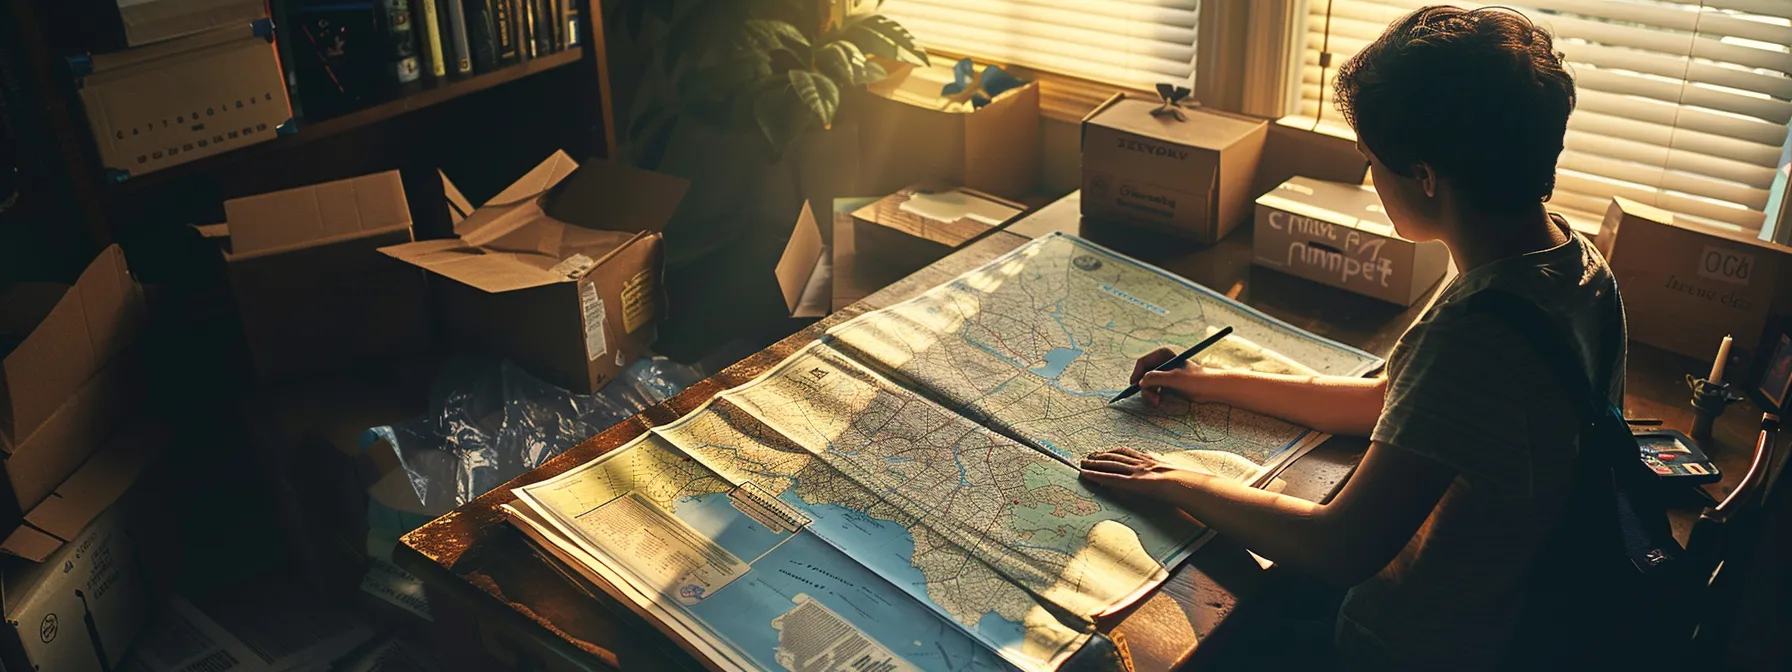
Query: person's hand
[[1079, 447, 1199, 498], [1130, 347, 1228, 406]]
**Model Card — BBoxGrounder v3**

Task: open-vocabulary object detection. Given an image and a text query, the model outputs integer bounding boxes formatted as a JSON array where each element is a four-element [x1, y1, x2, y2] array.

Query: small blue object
[[64, 54, 93, 85], [104, 169, 132, 184], [276, 119, 299, 136], [940, 57, 1028, 110], [252, 17, 276, 40]]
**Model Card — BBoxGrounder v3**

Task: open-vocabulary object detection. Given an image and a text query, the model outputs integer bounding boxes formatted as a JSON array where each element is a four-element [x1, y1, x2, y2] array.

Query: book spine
[[444, 0, 474, 75], [521, 0, 538, 59], [534, 0, 551, 55], [561, 0, 575, 48], [463, 0, 497, 72], [417, 0, 447, 77], [491, 0, 517, 65], [378, 0, 423, 84]]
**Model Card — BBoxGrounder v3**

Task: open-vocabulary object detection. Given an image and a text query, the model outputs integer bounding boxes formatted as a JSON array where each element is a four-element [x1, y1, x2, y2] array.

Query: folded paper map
[[507, 234, 1383, 672]]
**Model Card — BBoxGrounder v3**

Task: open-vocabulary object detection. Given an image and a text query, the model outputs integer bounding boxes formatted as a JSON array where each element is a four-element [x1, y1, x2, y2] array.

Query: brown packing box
[[382, 152, 684, 393], [1605, 197, 1792, 360], [1252, 121, 1370, 199], [198, 170, 430, 382], [0, 414, 169, 562], [1081, 93, 1269, 244], [78, 24, 292, 178], [851, 185, 1025, 278], [1253, 177, 1450, 306], [50, 0, 266, 51], [0, 245, 144, 451], [0, 500, 151, 672], [839, 62, 1041, 200], [1, 352, 143, 517]]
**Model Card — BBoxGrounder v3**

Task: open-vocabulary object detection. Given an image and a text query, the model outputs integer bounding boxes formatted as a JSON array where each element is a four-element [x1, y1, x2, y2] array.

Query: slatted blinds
[[1293, 1, 1792, 234], [879, 0, 1201, 92]]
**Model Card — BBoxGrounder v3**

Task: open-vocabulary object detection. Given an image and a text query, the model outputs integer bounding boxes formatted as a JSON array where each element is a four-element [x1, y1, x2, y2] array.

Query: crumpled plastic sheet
[[369, 356, 702, 515]]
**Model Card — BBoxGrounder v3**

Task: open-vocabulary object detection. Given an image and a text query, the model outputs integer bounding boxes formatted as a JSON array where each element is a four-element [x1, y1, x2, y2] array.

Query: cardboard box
[[1081, 94, 1269, 244], [1605, 197, 1792, 360], [198, 171, 429, 382], [0, 504, 151, 672], [381, 152, 684, 393], [1, 352, 143, 518], [48, 0, 267, 51], [851, 184, 1024, 277], [1252, 121, 1370, 200], [0, 245, 144, 451], [839, 62, 1040, 200], [0, 415, 168, 562], [1253, 177, 1450, 306], [76, 24, 292, 180]]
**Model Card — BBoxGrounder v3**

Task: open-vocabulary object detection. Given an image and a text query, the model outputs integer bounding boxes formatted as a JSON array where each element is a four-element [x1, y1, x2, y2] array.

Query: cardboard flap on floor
[[1, 415, 169, 562], [0, 245, 143, 449], [217, 171, 412, 259], [776, 202, 828, 319], [384, 153, 689, 294]]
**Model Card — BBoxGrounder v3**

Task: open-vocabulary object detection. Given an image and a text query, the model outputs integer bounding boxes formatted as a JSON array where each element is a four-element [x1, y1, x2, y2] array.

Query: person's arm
[[1081, 442, 1454, 586], [1129, 348, 1386, 436]]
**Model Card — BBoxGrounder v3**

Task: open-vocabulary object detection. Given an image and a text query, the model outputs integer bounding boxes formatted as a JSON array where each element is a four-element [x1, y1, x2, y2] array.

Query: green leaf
[[840, 23, 926, 67], [625, 105, 682, 170], [788, 69, 840, 128], [816, 41, 866, 86], [847, 15, 928, 66], [863, 60, 887, 83], [737, 20, 810, 59], [754, 85, 814, 157], [664, 3, 748, 74]]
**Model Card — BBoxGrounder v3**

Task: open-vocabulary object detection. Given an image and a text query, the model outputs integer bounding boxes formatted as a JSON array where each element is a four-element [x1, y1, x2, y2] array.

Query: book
[[288, 5, 382, 119], [506, 0, 527, 62], [505, 234, 1385, 672], [462, 0, 497, 72], [536, 0, 554, 54], [375, 0, 422, 84], [520, 0, 538, 59], [491, 0, 517, 65], [416, 0, 447, 77], [442, 0, 474, 76], [564, 0, 579, 47]]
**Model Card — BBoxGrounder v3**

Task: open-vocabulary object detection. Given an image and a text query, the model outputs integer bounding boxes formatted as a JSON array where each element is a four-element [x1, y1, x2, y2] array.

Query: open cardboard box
[[0, 414, 169, 562], [382, 152, 685, 393], [197, 170, 430, 383], [839, 60, 1041, 200]]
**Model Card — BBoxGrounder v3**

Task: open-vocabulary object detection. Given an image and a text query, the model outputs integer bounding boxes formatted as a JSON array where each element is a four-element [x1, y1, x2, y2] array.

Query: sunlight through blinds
[[1292, 0, 1792, 234], [880, 0, 1200, 91]]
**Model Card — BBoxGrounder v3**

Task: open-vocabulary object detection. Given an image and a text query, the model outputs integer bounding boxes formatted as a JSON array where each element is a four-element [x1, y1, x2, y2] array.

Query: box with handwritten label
[[1252, 177, 1451, 306], [1081, 93, 1268, 244], [1605, 197, 1792, 360]]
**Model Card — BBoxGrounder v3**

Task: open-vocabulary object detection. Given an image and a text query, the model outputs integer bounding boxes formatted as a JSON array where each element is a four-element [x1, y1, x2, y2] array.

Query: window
[[1292, 0, 1792, 235], [878, 0, 1201, 92]]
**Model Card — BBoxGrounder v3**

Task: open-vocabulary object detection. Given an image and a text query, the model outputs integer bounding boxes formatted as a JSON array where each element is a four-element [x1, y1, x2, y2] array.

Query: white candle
[[1709, 334, 1733, 384]]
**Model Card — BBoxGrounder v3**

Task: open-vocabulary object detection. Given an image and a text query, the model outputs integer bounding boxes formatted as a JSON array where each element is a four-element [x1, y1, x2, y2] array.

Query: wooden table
[[397, 192, 1764, 671]]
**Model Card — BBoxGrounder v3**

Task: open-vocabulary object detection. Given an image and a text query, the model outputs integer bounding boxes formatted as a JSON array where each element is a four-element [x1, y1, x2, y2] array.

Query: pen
[[1109, 326, 1235, 404]]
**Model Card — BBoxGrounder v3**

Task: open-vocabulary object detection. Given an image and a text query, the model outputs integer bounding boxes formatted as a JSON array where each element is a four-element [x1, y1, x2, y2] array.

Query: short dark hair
[[1336, 6, 1575, 211]]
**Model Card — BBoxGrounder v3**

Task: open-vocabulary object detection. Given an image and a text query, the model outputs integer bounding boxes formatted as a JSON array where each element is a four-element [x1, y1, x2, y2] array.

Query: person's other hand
[[1130, 347, 1226, 406], [1079, 447, 1188, 497]]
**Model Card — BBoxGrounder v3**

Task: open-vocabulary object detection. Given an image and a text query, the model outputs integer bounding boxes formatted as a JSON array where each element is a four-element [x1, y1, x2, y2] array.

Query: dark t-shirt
[[1336, 216, 1626, 669]]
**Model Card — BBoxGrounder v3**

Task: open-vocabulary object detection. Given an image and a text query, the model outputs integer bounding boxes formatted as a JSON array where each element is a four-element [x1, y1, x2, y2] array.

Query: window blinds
[[1294, 0, 1792, 233], [879, 0, 1200, 92]]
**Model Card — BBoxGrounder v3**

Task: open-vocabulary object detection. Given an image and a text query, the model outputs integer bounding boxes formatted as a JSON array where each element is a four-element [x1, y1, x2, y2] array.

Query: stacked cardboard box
[[65, 1, 289, 180], [838, 61, 1041, 200]]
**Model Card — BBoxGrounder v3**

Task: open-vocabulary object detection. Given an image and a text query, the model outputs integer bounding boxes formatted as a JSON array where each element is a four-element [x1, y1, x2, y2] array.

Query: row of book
[[279, 0, 581, 120]]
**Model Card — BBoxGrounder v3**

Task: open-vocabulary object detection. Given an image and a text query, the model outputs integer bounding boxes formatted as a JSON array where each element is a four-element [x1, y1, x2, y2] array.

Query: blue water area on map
[[684, 531, 1013, 672], [779, 497, 1036, 666], [1029, 347, 1083, 379], [673, 492, 785, 561]]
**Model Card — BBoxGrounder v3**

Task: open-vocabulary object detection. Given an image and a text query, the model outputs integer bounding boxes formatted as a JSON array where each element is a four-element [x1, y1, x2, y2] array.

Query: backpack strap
[[1464, 290, 1614, 429]]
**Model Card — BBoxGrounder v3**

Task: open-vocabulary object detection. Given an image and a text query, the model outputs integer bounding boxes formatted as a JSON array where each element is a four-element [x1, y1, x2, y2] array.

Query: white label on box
[[580, 279, 608, 361], [550, 253, 597, 279], [1697, 245, 1754, 286]]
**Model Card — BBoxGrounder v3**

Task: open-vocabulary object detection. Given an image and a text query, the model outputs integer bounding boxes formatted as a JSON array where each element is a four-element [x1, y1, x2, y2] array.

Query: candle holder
[[1686, 374, 1745, 441]]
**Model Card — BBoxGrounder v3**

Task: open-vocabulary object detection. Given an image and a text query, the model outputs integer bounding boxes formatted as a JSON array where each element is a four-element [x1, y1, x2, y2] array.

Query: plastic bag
[[368, 356, 701, 516]]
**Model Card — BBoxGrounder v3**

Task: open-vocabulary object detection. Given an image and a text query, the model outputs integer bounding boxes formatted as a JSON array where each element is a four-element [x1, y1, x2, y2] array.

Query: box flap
[[541, 159, 691, 235], [119, 0, 267, 49], [1090, 97, 1266, 152], [0, 416, 166, 561], [0, 245, 141, 446], [223, 171, 412, 257], [776, 202, 827, 318], [379, 220, 636, 294], [442, 170, 475, 225]]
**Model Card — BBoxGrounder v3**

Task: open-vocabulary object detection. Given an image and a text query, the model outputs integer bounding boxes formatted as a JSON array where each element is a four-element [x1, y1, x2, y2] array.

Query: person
[[1078, 6, 1626, 669]]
